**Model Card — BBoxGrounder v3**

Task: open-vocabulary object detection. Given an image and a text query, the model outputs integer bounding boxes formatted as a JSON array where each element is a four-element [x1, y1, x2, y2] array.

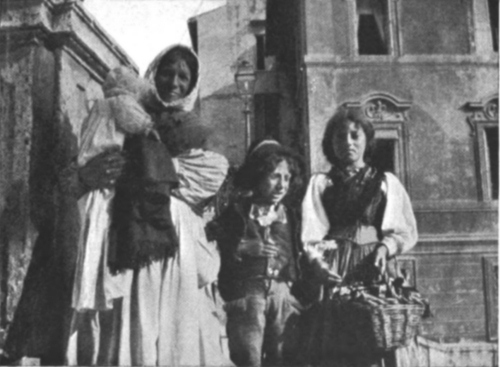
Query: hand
[[262, 237, 280, 258], [79, 148, 126, 190], [312, 259, 342, 285], [373, 244, 389, 274]]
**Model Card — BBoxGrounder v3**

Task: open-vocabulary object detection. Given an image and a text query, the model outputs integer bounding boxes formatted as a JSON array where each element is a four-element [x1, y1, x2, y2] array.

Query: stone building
[[0, 0, 135, 347], [194, 0, 498, 365], [189, 0, 301, 165]]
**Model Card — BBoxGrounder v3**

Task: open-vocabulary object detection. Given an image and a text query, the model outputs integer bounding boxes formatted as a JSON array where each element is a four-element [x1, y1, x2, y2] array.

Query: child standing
[[210, 139, 307, 367]]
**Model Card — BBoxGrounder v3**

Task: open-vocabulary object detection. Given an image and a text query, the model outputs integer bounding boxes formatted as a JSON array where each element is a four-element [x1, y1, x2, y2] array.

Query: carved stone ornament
[[463, 96, 499, 124], [462, 96, 499, 135], [343, 93, 411, 122], [484, 99, 498, 121]]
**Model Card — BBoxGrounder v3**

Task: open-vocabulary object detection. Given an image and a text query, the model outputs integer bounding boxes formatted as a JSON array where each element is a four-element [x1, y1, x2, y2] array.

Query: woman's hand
[[373, 244, 389, 274], [78, 148, 126, 191]]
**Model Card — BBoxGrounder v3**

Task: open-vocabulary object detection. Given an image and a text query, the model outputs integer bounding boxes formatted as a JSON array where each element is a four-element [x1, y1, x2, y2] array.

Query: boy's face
[[155, 58, 192, 102], [254, 160, 291, 206]]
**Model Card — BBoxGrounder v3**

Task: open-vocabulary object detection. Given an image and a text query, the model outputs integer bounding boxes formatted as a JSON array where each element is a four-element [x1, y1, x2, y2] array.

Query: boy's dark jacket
[[207, 198, 320, 305]]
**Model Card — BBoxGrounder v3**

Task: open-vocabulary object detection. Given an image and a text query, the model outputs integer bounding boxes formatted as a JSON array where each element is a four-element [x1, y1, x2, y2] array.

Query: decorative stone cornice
[[343, 93, 412, 122], [463, 95, 499, 124], [0, 0, 137, 78]]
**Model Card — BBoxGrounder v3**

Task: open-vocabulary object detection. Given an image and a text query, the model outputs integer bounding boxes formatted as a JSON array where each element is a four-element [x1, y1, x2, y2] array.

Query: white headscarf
[[144, 44, 200, 112]]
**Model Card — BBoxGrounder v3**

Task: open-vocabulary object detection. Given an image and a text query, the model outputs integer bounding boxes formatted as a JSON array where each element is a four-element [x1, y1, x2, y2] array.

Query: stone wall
[[191, 0, 303, 166], [0, 0, 135, 345]]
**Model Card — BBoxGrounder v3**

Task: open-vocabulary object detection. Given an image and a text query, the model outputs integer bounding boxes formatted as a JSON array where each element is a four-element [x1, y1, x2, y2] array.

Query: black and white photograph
[[0, 0, 498, 366]]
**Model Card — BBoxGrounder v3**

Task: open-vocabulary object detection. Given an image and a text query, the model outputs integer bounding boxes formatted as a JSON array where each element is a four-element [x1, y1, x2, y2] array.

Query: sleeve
[[380, 173, 418, 256], [301, 173, 332, 260], [301, 173, 331, 244], [172, 150, 229, 207]]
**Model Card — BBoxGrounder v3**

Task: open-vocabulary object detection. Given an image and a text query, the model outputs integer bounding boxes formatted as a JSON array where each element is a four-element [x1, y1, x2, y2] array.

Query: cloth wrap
[[108, 135, 179, 272]]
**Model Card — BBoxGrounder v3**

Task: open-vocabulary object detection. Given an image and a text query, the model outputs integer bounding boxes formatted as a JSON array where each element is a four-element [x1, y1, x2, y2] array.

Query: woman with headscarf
[[107, 44, 230, 367]]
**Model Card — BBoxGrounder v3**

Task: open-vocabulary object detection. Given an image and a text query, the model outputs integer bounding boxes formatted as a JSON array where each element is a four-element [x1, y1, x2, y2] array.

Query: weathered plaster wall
[[0, 0, 136, 343], [401, 0, 472, 55], [304, 0, 336, 55], [0, 45, 37, 331], [412, 241, 497, 342], [304, 0, 493, 57], [194, 0, 268, 165], [60, 52, 104, 147], [305, 60, 498, 202]]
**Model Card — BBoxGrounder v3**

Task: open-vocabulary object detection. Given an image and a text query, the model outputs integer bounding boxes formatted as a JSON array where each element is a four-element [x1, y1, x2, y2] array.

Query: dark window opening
[[485, 126, 498, 199], [254, 94, 280, 141], [256, 35, 266, 70], [372, 139, 395, 173], [488, 0, 499, 52], [357, 0, 389, 55]]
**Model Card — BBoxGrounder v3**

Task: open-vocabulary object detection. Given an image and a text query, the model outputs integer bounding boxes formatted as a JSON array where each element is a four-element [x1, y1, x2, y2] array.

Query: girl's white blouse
[[301, 172, 418, 257]]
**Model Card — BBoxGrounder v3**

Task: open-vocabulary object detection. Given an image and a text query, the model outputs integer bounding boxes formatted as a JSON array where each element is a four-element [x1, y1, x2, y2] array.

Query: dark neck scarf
[[322, 165, 385, 239]]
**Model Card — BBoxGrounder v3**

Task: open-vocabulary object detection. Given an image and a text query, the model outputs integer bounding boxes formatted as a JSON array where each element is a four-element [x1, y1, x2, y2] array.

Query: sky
[[83, 0, 226, 74]]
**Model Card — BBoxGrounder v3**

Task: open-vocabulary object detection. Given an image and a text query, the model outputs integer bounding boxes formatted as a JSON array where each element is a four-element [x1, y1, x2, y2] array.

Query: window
[[356, 0, 390, 55], [463, 96, 499, 201], [488, 0, 499, 52], [372, 126, 405, 180], [255, 34, 266, 70], [372, 138, 396, 173], [254, 94, 280, 141]]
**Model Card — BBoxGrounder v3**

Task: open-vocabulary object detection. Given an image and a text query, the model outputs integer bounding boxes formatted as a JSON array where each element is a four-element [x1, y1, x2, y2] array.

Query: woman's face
[[254, 159, 291, 206], [155, 58, 192, 102], [332, 121, 367, 168]]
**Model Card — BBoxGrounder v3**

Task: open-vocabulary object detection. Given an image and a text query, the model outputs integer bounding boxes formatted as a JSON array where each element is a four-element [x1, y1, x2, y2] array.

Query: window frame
[[464, 96, 499, 202], [487, 0, 499, 52], [482, 255, 498, 342], [476, 122, 498, 201], [349, 0, 400, 57]]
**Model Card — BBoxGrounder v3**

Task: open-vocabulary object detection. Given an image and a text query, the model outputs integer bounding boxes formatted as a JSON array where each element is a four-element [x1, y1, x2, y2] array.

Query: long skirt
[[111, 196, 230, 366]]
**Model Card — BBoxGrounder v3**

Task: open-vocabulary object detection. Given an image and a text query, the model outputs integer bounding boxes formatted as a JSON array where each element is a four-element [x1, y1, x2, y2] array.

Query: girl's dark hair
[[234, 139, 304, 204], [322, 106, 376, 167], [157, 47, 199, 95]]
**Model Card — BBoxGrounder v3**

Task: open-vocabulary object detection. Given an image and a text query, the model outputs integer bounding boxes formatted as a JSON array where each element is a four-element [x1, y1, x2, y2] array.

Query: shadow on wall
[[407, 104, 477, 202], [0, 180, 33, 327], [201, 84, 248, 166]]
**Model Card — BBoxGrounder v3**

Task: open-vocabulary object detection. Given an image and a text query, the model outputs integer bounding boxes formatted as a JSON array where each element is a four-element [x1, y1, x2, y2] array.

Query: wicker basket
[[330, 299, 425, 353]]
